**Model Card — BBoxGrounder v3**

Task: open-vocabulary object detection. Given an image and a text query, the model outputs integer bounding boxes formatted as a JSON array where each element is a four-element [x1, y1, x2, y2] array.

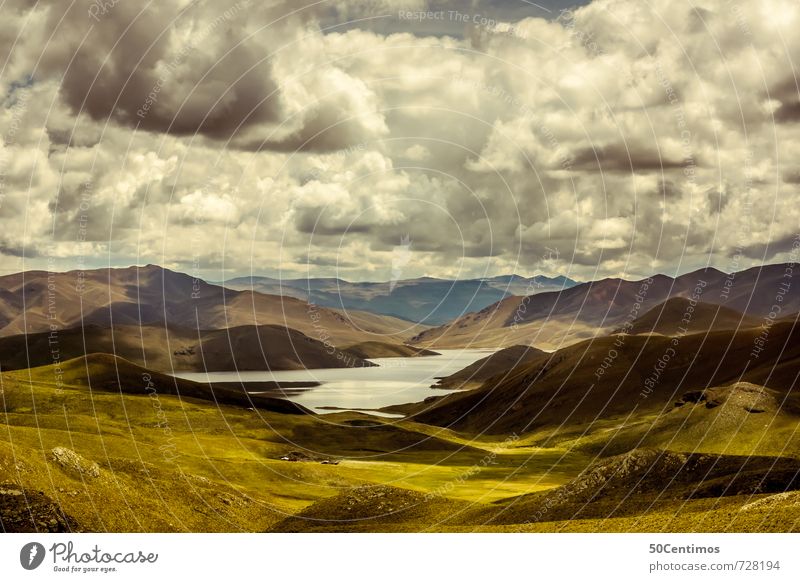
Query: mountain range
[[219, 273, 577, 325], [0, 323, 374, 373], [409, 263, 799, 349], [2, 262, 796, 372], [0, 264, 421, 345], [2, 261, 799, 533]]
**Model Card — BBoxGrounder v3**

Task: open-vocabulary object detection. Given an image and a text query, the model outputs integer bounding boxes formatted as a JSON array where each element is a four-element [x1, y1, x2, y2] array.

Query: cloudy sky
[[1, 0, 799, 282]]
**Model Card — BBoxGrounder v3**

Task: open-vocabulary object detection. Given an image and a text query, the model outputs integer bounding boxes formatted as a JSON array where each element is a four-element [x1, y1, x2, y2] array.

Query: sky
[[1, 0, 799, 283]]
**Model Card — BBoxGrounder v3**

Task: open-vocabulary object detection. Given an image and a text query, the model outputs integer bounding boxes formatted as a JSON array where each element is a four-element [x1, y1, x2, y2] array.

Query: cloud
[[2, 0, 800, 282], [24, 0, 392, 153], [38, 2, 281, 139], [569, 143, 690, 172]]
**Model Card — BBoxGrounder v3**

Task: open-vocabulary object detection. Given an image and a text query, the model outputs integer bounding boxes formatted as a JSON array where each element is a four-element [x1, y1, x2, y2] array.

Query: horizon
[[3, 0, 799, 284], [4, 258, 797, 288]]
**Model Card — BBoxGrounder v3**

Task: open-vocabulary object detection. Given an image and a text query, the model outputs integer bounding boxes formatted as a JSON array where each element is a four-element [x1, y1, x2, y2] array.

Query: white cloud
[[1, 0, 799, 281]]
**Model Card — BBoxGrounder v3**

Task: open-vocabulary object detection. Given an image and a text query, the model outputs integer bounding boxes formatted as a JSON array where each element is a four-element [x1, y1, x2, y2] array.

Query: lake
[[174, 349, 495, 417]]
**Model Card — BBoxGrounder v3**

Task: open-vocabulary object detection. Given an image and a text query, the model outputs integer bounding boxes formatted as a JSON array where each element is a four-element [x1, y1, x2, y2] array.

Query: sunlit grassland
[[0, 363, 589, 530], [3, 357, 799, 532]]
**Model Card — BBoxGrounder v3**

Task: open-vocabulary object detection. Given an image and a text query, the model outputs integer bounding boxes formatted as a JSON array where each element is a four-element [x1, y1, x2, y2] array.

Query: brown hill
[[18, 353, 312, 414], [619, 297, 760, 335], [435, 345, 549, 389], [0, 323, 373, 373], [344, 341, 439, 359], [410, 263, 799, 349], [413, 321, 800, 434], [409, 294, 596, 350], [0, 265, 422, 346]]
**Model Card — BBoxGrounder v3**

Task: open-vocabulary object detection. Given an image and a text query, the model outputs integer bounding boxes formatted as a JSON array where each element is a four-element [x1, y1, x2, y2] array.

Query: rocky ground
[[0, 481, 80, 532]]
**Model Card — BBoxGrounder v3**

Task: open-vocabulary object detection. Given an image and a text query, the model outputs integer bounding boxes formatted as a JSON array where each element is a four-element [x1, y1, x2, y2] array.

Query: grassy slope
[[0, 323, 374, 373], [2, 356, 582, 531], [468, 495, 800, 533], [414, 322, 800, 434], [465, 449, 800, 533], [266, 448, 800, 532], [621, 297, 761, 335], [3, 346, 799, 532]]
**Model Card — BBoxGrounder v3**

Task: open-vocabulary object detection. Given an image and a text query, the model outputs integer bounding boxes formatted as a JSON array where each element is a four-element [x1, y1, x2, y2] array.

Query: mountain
[[0, 323, 374, 373], [0, 265, 421, 346], [409, 263, 800, 349], [413, 321, 800, 435], [220, 273, 578, 325], [618, 297, 761, 335]]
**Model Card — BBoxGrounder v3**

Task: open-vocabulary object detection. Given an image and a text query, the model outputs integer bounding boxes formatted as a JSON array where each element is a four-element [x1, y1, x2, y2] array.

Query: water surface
[[175, 349, 494, 416]]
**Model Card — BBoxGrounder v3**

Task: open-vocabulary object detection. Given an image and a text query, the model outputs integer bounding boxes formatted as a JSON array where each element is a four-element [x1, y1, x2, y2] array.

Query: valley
[[1, 263, 799, 533]]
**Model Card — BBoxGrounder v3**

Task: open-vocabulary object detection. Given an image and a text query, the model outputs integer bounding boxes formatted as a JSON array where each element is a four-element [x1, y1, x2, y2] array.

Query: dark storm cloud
[[686, 6, 714, 34], [248, 107, 380, 153], [782, 168, 800, 184], [0, 240, 37, 258], [28, 0, 383, 153], [39, 1, 283, 142], [298, 254, 359, 268], [775, 101, 800, 123], [657, 179, 683, 199], [706, 188, 728, 214], [293, 208, 373, 236], [46, 126, 102, 148], [770, 76, 800, 123], [570, 143, 689, 173], [741, 232, 800, 261]]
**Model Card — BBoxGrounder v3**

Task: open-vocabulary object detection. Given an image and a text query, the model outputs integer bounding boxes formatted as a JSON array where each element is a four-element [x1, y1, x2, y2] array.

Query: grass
[[1, 357, 585, 530], [473, 495, 800, 533], [2, 355, 799, 532]]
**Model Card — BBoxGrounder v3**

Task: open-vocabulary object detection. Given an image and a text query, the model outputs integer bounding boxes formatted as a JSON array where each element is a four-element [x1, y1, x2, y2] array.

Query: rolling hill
[[618, 297, 761, 335], [639, 382, 800, 456], [482, 449, 800, 526], [413, 321, 800, 435], [434, 345, 548, 389], [9, 353, 312, 414], [343, 341, 439, 359], [0, 323, 374, 373]]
